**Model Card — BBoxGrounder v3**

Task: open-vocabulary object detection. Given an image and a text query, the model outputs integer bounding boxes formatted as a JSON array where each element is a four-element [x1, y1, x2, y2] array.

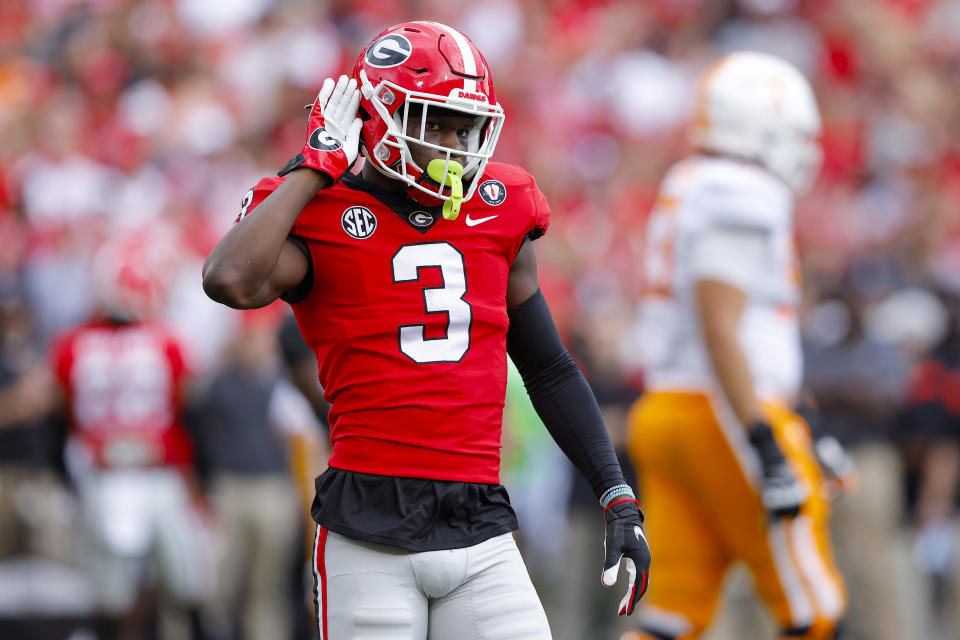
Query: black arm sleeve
[[506, 289, 626, 501]]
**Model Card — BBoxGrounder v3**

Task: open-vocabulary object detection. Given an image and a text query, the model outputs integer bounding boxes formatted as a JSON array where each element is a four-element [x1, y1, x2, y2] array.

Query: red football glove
[[279, 75, 363, 182]]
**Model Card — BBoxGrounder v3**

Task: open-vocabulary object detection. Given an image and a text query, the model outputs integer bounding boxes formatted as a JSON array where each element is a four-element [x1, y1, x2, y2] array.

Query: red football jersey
[[51, 321, 193, 468], [240, 162, 550, 483]]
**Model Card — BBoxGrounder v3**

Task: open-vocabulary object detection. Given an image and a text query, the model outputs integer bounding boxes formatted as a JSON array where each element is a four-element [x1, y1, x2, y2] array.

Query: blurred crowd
[[5, 0, 960, 638]]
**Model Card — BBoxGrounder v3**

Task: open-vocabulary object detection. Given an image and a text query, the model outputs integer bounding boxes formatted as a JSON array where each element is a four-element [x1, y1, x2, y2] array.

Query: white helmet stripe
[[421, 20, 478, 93]]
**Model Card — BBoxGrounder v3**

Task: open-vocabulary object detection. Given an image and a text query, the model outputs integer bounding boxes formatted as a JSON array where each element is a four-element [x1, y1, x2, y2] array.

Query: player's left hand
[[795, 399, 858, 501], [602, 497, 651, 616], [814, 435, 859, 500]]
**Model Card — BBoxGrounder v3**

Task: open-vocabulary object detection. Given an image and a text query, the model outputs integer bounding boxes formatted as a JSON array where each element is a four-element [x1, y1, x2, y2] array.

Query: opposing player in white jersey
[[624, 52, 846, 640]]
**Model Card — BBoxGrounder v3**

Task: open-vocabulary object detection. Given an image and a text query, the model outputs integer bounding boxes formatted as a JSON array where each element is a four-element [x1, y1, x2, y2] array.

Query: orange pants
[[626, 392, 846, 639]]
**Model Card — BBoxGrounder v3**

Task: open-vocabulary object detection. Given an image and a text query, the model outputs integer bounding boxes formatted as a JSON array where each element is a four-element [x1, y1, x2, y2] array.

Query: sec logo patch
[[342, 206, 377, 239], [478, 180, 507, 206]]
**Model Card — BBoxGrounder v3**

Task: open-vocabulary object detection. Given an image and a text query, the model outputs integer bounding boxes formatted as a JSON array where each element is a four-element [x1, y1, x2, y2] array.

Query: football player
[[623, 52, 847, 640], [203, 21, 651, 639], [50, 228, 209, 634]]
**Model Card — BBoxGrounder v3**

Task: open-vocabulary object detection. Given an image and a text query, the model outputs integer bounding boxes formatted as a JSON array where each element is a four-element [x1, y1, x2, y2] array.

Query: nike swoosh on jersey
[[465, 214, 498, 227]]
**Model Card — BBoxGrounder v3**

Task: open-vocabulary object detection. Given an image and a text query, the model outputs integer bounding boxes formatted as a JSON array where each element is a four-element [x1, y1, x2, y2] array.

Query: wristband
[[600, 484, 635, 509]]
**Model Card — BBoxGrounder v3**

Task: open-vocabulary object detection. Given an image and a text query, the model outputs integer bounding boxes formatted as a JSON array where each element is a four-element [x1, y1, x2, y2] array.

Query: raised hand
[[279, 75, 363, 182]]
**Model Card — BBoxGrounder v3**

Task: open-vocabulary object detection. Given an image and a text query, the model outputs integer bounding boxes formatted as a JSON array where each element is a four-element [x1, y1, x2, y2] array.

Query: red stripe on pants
[[316, 527, 329, 640]]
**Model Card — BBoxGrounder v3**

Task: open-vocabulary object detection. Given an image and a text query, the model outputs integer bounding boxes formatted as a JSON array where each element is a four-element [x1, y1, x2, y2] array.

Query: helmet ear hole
[[358, 106, 372, 122]]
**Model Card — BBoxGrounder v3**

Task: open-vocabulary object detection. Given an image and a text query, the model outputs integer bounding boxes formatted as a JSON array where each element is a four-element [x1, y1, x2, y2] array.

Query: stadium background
[[3, 0, 960, 638]]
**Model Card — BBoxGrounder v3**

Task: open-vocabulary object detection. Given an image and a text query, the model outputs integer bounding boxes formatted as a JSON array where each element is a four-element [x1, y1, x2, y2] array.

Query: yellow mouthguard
[[426, 159, 464, 220]]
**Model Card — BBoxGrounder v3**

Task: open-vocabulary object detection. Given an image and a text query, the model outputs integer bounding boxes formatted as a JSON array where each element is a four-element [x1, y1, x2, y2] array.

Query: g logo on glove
[[309, 127, 343, 152], [278, 75, 363, 183]]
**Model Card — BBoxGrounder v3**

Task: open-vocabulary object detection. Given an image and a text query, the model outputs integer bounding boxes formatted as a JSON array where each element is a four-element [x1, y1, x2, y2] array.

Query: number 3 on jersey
[[392, 242, 471, 363]]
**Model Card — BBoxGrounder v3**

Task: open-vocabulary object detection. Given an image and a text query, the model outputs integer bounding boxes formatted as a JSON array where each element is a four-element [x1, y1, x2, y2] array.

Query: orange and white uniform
[[628, 155, 845, 639]]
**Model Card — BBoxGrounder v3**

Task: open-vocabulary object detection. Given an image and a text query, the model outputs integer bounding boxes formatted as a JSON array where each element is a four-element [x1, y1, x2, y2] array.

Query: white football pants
[[77, 468, 210, 613], [312, 528, 552, 639]]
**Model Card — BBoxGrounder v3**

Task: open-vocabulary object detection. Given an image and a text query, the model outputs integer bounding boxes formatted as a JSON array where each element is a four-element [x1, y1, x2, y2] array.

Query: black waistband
[[311, 467, 518, 552]]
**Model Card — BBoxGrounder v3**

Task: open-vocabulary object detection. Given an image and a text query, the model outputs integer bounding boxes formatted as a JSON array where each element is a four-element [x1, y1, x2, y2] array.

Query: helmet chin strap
[[358, 69, 409, 161], [357, 69, 373, 99]]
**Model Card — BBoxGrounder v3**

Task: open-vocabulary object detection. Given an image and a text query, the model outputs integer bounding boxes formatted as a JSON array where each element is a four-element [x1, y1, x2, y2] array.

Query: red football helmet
[[92, 227, 181, 322], [352, 21, 505, 206]]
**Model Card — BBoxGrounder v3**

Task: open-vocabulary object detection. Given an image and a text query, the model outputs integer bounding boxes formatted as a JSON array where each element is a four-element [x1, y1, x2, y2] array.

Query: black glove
[[747, 421, 807, 519], [601, 497, 651, 616]]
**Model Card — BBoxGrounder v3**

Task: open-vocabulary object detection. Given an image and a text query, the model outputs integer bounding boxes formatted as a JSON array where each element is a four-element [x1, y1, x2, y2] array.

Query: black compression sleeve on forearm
[[506, 289, 626, 501]]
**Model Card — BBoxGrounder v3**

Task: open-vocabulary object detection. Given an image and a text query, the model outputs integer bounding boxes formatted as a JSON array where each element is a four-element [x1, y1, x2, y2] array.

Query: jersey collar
[[341, 172, 442, 234]]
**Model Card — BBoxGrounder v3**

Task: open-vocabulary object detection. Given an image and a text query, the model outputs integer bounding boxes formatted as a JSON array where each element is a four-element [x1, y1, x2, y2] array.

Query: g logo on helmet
[[309, 127, 342, 151], [365, 34, 412, 68], [342, 206, 377, 239]]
